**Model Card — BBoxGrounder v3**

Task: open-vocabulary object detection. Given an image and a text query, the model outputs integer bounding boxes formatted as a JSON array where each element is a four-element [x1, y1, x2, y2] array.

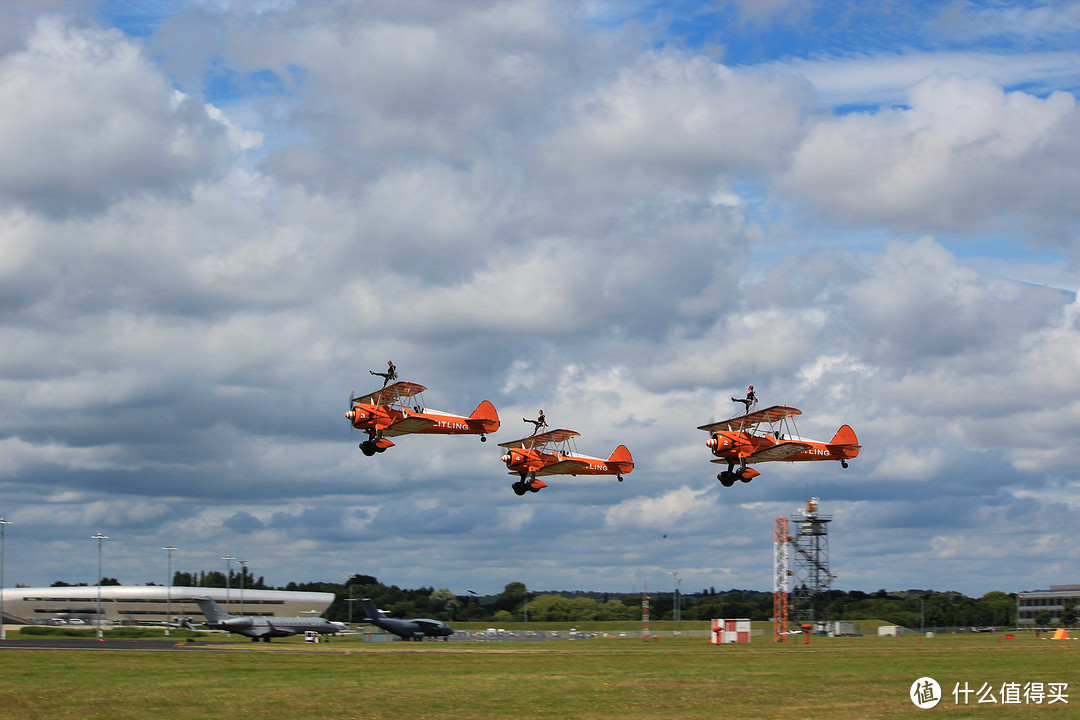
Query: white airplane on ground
[[189, 597, 339, 642]]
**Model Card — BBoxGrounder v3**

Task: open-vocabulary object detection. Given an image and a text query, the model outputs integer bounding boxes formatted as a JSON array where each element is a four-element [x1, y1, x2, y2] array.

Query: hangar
[[0, 586, 334, 626]]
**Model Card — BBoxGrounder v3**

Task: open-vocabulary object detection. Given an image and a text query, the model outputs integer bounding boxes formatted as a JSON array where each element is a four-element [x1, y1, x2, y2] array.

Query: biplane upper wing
[[383, 415, 439, 437], [697, 405, 802, 433], [353, 381, 427, 407], [497, 428, 581, 450]]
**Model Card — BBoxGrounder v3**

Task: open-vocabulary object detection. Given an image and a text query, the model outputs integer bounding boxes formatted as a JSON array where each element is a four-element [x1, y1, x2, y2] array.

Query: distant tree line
[[45, 574, 1026, 628], [169, 567, 270, 591]]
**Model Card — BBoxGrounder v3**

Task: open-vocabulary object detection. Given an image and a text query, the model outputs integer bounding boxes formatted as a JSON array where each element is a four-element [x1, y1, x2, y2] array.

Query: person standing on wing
[[731, 385, 757, 414], [370, 360, 397, 387], [524, 410, 547, 435]]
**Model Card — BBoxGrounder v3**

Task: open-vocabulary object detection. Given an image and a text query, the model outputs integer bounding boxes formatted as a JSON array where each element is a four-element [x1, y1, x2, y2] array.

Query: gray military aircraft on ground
[[190, 597, 341, 642], [360, 598, 454, 641]]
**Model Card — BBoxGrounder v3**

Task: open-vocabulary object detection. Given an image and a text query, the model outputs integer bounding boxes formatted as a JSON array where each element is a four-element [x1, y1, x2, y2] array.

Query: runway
[[0, 638, 337, 652]]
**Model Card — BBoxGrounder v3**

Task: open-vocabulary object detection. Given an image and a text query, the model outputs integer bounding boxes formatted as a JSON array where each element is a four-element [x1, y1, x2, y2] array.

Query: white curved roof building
[[0, 586, 334, 625]]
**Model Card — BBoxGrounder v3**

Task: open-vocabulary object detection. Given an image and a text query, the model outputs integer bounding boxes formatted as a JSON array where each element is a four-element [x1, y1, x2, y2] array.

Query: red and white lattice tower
[[641, 581, 650, 641], [773, 517, 789, 643]]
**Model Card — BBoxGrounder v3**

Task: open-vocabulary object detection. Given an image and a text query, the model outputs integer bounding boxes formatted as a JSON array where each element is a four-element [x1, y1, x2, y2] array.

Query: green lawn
[[0, 632, 1075, 719]]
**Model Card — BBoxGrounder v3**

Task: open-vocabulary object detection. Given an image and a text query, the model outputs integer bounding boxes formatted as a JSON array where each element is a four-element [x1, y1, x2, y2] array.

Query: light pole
[[238, 560, 247, 616], [92, 531, 108, 641], [346, 596, 359, 628], [669, 571, 680, 637], [0, 518, 11, 640], [222, 555, 235, 614], [163, 546, 177, 636]]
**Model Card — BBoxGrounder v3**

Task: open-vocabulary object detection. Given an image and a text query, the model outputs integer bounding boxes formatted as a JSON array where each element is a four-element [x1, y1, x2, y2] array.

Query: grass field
[[0, 632, 1075, 719]]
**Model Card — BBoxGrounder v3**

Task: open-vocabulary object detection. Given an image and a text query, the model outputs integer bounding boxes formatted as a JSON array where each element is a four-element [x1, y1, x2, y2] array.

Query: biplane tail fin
[[829, 425, 858, 445], [606, 445, 634, 473], [829, 425, 860, 454], [467, 400, 500, 433]]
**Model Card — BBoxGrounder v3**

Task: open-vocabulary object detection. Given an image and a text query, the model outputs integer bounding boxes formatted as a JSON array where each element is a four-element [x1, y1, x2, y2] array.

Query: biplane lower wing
[[534, 459, 590, 476], [747, 441, 811, 463], [382, 416, 439, 437], [710, 443, 811, 464]]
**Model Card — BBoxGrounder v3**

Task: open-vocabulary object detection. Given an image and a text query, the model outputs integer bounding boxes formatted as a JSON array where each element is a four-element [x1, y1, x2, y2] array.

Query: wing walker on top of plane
[[346, 380, 500, 456], [697, 404, 860, 487], [498, 428, 634, 496]]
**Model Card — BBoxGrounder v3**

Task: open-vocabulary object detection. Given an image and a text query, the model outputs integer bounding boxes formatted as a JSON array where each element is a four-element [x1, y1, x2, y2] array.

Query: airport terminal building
[[1017, 584, 1080, 626], [0, 586, 334, 626]]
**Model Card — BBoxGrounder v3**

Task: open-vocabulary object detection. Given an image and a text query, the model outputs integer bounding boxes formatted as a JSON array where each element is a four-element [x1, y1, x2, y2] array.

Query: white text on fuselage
[[550, 455, 607, 472], [435, 420, 468, 430]]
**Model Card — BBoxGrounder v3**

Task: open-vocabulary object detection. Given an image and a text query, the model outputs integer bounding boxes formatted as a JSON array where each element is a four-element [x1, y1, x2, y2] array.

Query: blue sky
[[1, 0, 1079, 598]]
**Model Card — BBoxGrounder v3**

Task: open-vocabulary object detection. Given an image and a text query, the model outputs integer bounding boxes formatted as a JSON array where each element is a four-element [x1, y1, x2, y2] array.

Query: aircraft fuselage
[[707, 430, 860, 464], [501, 448, 624, 476]]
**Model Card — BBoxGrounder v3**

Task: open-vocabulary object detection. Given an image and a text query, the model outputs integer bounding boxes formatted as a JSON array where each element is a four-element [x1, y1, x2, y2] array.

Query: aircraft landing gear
[[617, 474, 624, 482], [360, 438, 389, 455], [480, 436, 487, 443], [718, 462, 752, 487], [513, 473, 543, 495], [841, 460, 849, 468]]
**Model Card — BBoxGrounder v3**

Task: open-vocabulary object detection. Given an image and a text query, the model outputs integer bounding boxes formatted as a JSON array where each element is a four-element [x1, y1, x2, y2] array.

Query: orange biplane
[[346, 381, 499, 456], [697, 406, 860, 486], [498, 429, 633, 495]]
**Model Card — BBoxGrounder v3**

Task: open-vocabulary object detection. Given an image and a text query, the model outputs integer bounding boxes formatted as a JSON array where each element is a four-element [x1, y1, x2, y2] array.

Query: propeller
[[346, 389, 361, 430]]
